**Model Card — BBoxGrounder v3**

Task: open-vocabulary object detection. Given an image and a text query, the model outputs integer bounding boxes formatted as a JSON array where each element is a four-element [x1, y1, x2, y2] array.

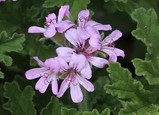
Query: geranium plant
[[1, 0, 159, 115]]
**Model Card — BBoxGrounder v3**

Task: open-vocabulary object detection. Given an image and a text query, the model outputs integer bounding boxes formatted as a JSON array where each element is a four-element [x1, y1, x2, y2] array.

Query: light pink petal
[[51, 75, 58, 95], [44, 58, 60, 73], [77, 27, 90, 40], [88, 56, 108, 68], [102, 48, 117, 62], [25, 67, 49, 80], [28, 26, 46, 33], [78, 9, 89, 27], [86, 20, 112, 31], [57, 77, 70, 98], [45, 13, 57, 25], [64, 28, 78, 47], [33, 56, 45, 67], [55, 57, 69, 72], [35, 77, 51, 93], [76, 75, 94, 92], [69, 54, 86, 71], [56, 47, 75, 62], [70, 81, 83, 103], [58, 5, 70, 22], [80, 61, 92, 79], [44, 24, 56, 38], [89, 34, 101, 50], [103, 30, 122, 43], [56, 20, 74, 33], [106, 47, 125, 57]]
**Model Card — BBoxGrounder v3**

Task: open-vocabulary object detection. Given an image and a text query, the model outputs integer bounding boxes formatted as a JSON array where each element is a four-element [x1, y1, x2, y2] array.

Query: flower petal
[[64, 28, 78, 47], [76, 75, 94, 92], [56, 47, 75, 62], [88, 56, 108, 68], [70, 81, 83, 103], [78, 9, 89, 27], [35, 77, 51, 93], [77, 27, 90, 40], [69, 53, 86, 71], [80, 61, 92, 79], [51, 75, 58, 95], [25, 67, 49, 80], [55, 57, 69, 72], [57, 77, 70, 98], [102, 48, 117, 62], [28, 26, 46, 33], [58, 5, 70, 22], [106, 47, 125, 57], [86, 20, 112, 31], [33, 56, 45, 67], [103, 30, 122, 43], [89, 34, 101, 49], [44, 24, 56, 38], [56, 20, 74, 33]]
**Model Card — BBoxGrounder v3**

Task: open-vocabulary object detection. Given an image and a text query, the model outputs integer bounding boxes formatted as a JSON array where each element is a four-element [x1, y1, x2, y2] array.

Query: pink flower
[[56, 28, 108, 68], [0, 0, 5, 2], [57, 54, 94, 103], [77, 9, 112, 49], [28, 5, 74, 38], [25, 57, 60, 95], [100, 30, 125, 62]]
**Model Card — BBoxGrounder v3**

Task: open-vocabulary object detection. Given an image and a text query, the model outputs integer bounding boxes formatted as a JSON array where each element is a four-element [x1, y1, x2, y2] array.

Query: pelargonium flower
[[28, 5, 74, 38], [100, 30, 125, 62], [0, 0, 5, 2], [56, 28, 108, 68], [77, 9, 112, 49], [57, 53, 94, 103], [25, 57, 60, 95]]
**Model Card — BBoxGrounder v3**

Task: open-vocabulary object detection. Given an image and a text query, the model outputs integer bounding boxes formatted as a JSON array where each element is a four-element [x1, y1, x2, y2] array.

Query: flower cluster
[[25, 5, 125, 103]]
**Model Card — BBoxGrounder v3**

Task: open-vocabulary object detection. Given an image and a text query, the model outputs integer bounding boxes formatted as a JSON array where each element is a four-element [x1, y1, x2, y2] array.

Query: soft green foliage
[[0, 31, 25, 66], [40, 97, 62, 115], [61, 107, 81, 115], [131, 8, 159, 85], [105, 63, 159, 114], [3, 81, 36, 115]]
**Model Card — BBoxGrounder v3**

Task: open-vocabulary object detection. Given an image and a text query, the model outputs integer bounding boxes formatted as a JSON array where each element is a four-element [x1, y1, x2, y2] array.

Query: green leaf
[[82, 109, 99, 115], [105, 63, 157, 114], [0, 31, 25, 66], [43, 0, 67, 8], [131, 8, 159, 85], [70, 0, 90, 21], [0, 70, 4, 79], [101, 108, 111, 115], [3, 81, 36, 115], [132, 59, 159, 85], [24, 35, 56, 66], [61, 107, 81, 115], [40, 96, 62, 115]]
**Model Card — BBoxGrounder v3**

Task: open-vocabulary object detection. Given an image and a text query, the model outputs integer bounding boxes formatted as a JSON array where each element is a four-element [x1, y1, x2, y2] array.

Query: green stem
[[78, 87, 89, 111]]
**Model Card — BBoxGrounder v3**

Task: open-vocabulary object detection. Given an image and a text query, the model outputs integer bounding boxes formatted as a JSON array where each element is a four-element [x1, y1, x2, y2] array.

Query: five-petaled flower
[[28, 5, 74, 38]]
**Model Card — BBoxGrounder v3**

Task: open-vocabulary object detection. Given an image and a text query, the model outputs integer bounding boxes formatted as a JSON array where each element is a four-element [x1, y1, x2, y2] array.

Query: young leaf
[[3, 81, 36, 115], [40, 96, 62, 115], [0, 31, 25, 66], [82, 109, 100, 115], [105, 63, 157, 114]]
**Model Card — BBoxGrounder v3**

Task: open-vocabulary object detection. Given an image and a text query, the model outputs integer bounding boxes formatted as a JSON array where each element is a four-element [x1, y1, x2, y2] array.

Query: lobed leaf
[[105, 63, 158, 114], [3, 81, 36, 115], [0, 31, 25, 66], [40, 96, 62, 115]]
